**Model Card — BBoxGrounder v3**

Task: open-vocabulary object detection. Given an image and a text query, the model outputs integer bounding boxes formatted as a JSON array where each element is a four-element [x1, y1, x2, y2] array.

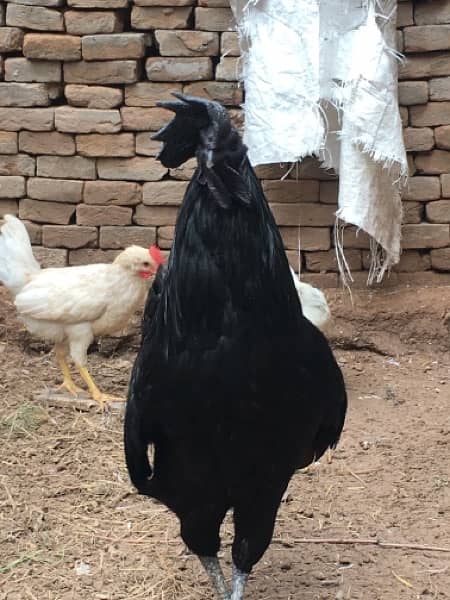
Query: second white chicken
[[290, 267, 331, 331]]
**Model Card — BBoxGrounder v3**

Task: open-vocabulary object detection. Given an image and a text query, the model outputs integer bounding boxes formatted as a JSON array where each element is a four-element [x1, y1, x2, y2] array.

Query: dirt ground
[[1, 284, 449, 600]]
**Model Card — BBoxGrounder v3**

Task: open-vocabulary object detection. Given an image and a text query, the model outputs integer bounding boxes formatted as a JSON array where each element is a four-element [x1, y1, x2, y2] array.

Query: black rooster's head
[[151, 93, 239, 170]]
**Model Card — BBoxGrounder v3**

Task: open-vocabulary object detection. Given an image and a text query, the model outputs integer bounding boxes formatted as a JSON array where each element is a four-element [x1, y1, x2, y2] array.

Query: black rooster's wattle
[[124, 94, 347, 600]]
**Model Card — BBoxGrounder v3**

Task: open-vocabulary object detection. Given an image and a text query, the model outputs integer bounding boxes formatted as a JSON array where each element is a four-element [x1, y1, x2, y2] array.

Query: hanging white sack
[[230, 0, 408, 283]]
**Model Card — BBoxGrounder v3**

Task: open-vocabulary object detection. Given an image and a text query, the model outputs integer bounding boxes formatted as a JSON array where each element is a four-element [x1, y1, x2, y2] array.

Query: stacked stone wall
[[0, 0, 449, 287]]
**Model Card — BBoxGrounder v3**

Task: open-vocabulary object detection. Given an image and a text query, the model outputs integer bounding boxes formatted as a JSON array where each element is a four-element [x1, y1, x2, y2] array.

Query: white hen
[[290, 267, 331, 331], [0, 215, 162, 407]]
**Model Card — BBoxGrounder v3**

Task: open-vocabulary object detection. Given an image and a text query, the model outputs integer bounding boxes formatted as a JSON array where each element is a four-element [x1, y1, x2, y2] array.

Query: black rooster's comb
[[151, 93, 231, 169], [154, 92, 214, 119]]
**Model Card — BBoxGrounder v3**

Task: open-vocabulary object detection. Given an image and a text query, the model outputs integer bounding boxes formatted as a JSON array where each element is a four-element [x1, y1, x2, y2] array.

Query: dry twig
[[280, 537, 450, 553]]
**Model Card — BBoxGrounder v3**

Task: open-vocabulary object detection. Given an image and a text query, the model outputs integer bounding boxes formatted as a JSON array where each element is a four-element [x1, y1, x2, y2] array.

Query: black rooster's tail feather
[[124, 375, 154, 496], [313, 386, 348, 461], [141, 264, 166, 339], [124, 268, 168, 495]]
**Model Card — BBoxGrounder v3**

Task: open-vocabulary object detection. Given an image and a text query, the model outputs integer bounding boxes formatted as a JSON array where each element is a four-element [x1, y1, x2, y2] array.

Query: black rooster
[[124, 94, 347, 599]]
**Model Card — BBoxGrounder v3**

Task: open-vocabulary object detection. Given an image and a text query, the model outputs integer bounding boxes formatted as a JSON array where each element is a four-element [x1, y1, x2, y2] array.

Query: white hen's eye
[[143, 261, 150, 267]]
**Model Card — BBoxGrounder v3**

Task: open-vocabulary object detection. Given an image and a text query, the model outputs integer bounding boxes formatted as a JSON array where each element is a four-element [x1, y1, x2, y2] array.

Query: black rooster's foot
[[199, 556, 230, 600], [230, 564, 248, 600]]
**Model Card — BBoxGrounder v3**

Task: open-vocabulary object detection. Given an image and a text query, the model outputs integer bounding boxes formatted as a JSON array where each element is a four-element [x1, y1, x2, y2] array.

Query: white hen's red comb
[[149, 245, 164, 266]]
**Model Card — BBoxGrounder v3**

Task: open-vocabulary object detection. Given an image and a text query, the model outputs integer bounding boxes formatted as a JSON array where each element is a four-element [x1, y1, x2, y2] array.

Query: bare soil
[[1, 284, 449, 600]]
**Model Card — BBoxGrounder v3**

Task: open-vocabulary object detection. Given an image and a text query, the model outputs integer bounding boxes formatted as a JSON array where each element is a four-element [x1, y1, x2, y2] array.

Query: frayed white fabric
[[230, 0, 407, 283]]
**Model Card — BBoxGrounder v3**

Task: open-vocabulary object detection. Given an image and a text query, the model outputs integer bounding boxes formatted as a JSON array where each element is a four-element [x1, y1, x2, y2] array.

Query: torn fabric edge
[[230, 0, 408, 286]]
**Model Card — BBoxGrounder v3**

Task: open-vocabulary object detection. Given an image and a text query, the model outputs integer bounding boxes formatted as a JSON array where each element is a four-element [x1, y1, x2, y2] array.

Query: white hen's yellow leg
[[75, 365, 121, 408], [55, 348, 83, 396]]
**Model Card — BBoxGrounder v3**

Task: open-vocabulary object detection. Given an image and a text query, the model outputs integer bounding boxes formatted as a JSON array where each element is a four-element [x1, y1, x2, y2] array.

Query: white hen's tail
[[290, 267, 331, 332], [0, 214, 41, 296]]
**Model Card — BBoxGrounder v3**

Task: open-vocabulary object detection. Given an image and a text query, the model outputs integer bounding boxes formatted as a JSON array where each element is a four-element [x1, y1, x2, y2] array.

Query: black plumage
[[124, 94, 347, 599]]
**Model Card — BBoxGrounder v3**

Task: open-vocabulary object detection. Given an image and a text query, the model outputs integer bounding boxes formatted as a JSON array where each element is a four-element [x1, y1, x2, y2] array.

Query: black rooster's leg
[[230, 564, 248, 600], [231, 488, 286, 600], [199, 556, 230, 600], [181, 506, 229, 597]]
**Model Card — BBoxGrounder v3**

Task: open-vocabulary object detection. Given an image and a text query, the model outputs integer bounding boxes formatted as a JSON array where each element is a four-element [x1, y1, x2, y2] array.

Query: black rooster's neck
[[158, 160, 300, 343], [170, 161, 280, 285]]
